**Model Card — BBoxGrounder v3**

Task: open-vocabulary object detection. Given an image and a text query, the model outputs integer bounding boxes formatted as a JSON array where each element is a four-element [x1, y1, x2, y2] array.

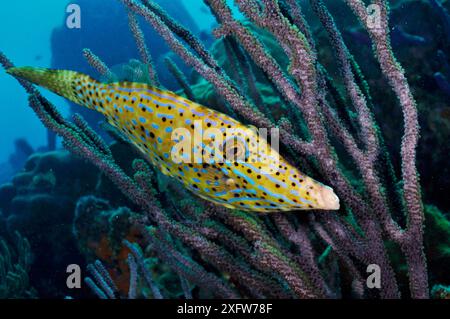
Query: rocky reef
[[0, 231, 36, 298]]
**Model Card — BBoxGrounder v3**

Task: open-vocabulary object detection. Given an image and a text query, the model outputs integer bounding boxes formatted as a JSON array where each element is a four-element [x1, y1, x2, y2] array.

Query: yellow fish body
[[7, 67, 340, 212]]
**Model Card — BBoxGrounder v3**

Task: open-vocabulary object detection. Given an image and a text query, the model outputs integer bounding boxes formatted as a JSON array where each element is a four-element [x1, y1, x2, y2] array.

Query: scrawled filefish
[[7, 67, 340, 212]]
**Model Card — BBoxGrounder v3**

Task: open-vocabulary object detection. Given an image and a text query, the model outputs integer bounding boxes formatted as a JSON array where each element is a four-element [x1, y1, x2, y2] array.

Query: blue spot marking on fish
[[290, 190, 300, 196], [219, 117, 234, 125], [205, 119, 218, 126], [262, 172, 287, 188], [154, 100, 174, 108], [140, 117, 147, 123], [151, 123, 159, 129], [166, 127, 173, 133], [232, 169, 255, 185], [139, 94, 152, 101], [145, 89, 190, 108], [124, 105, 134, 112], [192, 110, 205, 117], [139, 103, 153, 112], [157, 114, 174, 119], [257, 185, 297, 205], [227, 197, 259, 204], [157, 137, 163, 144]]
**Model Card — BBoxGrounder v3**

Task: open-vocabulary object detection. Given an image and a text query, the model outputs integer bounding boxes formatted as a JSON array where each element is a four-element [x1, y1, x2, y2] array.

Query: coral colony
[[4, 0, 450, 299]]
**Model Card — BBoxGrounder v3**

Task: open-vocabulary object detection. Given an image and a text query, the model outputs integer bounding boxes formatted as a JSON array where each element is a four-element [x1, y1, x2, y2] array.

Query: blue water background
[[0, 0, 242, 171]]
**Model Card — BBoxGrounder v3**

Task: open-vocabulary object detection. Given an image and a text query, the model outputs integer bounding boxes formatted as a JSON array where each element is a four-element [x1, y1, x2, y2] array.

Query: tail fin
[[7, 67, 97, 107]]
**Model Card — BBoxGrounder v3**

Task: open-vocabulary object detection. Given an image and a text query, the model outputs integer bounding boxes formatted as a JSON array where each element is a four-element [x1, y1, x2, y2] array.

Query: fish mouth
[[316, 185, 340, 210]]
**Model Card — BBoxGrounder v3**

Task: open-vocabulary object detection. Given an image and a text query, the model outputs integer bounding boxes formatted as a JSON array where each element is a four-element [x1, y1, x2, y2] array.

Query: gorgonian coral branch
[[344, 0, 428, 299], [127, 11, 159, 85], [82, 48, 115, 80]]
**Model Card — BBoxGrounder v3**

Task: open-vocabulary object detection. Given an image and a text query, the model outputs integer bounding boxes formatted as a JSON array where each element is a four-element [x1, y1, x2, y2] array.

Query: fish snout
[[316, 185, 340, 210]]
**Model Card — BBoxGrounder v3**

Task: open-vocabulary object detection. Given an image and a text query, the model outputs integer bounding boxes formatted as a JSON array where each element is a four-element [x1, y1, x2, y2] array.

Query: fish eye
[[221, 137, 249, 162]]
